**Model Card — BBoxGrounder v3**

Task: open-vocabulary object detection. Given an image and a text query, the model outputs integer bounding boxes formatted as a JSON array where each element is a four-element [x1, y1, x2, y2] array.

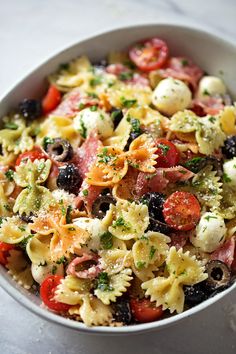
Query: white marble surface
[[1, 0, 236, 353]]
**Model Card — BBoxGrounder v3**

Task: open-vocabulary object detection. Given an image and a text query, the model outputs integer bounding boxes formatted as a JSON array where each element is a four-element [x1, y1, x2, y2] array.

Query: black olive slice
[[19, 99, 42, 120], [205, 260, 231, 290], [57, 164, 82, 193], [46, 138, 73, 162], [92, 194, 116, 219], [184, 156, 222, 175], [112, 298, 132, 324], [140, 192, 166, 221], [148, 217, 172, 235], [184, 283, 207, 305], [222, 136, 236, 159]]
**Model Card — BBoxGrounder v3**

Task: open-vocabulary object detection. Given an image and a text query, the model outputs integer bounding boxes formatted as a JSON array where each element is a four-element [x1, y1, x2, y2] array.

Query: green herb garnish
[[79, 118, 87, 139], [100, 231, 113, 250], [136, 261, 146, 269], [157, 143, 170, 156], [223, 173, 232, 183], [120, 97, 137, 108], [4, 122, 19, 130], [96, 272, 113, 291], [5, 169, 14, 181], [118, 72, 133, 81], [66, 205, 73, 224], [149, 246, 156, 260]]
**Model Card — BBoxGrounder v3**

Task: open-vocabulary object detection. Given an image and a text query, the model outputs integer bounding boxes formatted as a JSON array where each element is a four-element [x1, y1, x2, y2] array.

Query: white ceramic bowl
[[1, 24, 236, 335]]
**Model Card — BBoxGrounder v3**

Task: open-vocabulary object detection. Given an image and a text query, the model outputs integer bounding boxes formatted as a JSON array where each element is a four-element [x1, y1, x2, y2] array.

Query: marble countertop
[[1, 1, 236, 353]]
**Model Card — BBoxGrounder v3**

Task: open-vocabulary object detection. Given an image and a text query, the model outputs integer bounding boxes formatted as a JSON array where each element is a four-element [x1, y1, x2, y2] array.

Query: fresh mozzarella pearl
[[223, 157, 236, 190], [152, 78, 192, 116], [31, 263, 64, 284], [190, 212, 226, 253], [73, 107, 113, 139], [197, 76, 226, 98], [73, 217, 106, 249]]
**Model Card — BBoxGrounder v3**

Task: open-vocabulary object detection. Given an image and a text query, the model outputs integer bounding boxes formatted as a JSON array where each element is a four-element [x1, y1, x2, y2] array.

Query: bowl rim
[[1, 22, 236, 334]]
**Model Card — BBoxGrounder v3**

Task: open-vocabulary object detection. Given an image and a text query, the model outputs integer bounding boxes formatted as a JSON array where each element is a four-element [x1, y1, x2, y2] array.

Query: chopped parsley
[[127, 116, 142, 135], [181, 59, 189, 67], [79, 118, 87, 139], [97, 148, 116, 164], [52, 265, 57, 275], [66, 205, 73, 224], [112, 216, 130, 230], [120, 96, 137, 108], [208, 116, 216, 123], [56, 256, 66, 264], [203, 89, 210, 96], [136, 261, 146, 269], [96, 272, 113, 291], [149, 246, 156, 260], [5, 169, 14, 181], [89, 76, 102, 87], [204, 215, 218, 221], [20, 234, 34, 250], [157, 143, 170, 156], [100, 231, 113, 249], [59, 199, 66, 216], [18, 226, 26, 232], [78, 103, 85, 110], [111, 109, 123, 122], [87, 92, 98, 99], [223, 173, 232, 183], [82, 189, 89, 196], [90, 105, 98, 111], [118, 71, 133, 81], [43, 136, 54, 150], [184, 157, 205, 173], [4, 122, 19, 130]]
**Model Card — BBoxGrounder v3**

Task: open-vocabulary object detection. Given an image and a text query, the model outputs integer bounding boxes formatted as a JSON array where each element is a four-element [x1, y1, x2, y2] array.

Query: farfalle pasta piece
[[106, 82, 152, 109], [108, 201, 149, 240], [126, 134, 158, 173], [142, 247, 207, 314], [191, 166, 222, 210], [26, 233, 51, 264], [99, 249, 132, 275], [0, 216, 30, 244], [95, 268, 133, 305], [103, 114, 132, 150], [131, 260, 156, 282], [112, 167, 139, 202], [0, 168, 15, 196], [13, 159, 54, 215], [54, 275, 92, 305], [49, 56, 93, 91], [132, 231, 171, 269], [195, 115, 226, 155], [36, 115, 81, 148], [0, 185, 12, 217], [127, 106, 164, 133], [170, 110, 199, 133], [31, 207, 90, 261], [0, 117, 34, 155], [6, 249, 33, 289], [219, 105, 236, 135], [73, 294, 113, 326], [86, 147, 128, 187]]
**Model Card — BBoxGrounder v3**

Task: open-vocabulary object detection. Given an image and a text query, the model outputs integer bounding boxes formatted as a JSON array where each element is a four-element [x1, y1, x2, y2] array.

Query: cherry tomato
[[163, 191, 201, 231], [129, 38, 168, 72], [155, 138, 180, 168], [42, 85, 61, 114], [15, 147, 47, 166], [130, 298, 164, 323], [40, 275, 71, 312], [0, 242, 15, 265]]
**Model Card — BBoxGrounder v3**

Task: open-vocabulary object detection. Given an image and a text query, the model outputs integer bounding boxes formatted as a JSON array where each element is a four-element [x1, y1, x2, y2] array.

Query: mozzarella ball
[[73, 217, 106, 250], [73, 107, 113, 139], [31, 262, 64, 284], [197, 76, 226, 99], [190, 212, 226, 253], [223, 157, 236, 190], [152, 78, 192, 116]]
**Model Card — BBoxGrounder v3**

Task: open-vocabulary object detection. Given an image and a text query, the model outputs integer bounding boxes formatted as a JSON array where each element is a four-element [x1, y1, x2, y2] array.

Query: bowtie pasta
[[1, 36, 236, 327]]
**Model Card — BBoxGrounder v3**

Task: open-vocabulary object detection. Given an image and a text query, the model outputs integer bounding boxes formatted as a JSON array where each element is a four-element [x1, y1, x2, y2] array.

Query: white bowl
[[1, 24, 236, 335]]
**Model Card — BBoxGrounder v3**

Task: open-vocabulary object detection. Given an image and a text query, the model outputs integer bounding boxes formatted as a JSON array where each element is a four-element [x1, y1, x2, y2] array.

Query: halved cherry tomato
[[130, 298, 164, 323], [15, 147, 47, 166], [129, 38, 168, 72], [155, 138, 180, 168], [40, 275, 71, 312], [42, 85, 61, 114], [0, 242, 15, 265], [163, 191, 201, 231]]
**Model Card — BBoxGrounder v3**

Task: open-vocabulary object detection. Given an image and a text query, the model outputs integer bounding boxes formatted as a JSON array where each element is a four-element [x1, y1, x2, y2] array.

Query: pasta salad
[[0, 37, 236, 327]]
